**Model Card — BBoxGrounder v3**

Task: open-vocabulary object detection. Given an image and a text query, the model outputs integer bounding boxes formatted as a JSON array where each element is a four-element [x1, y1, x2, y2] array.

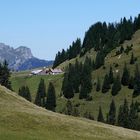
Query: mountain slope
[[0, 43, 53, 70], [0, 85, 140, 140]]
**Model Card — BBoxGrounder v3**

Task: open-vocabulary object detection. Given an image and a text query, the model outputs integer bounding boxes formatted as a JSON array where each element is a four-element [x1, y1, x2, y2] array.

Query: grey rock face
[[0, 43, 53, 70]]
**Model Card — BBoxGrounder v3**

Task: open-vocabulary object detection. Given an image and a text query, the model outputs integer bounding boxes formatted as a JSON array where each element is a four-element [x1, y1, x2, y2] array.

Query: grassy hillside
[[11, 30, 140, 119], [0, 85, 140, 140]]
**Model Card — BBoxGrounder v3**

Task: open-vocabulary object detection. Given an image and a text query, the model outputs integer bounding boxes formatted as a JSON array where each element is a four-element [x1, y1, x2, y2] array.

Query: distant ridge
[[0, 43, 53, 71]]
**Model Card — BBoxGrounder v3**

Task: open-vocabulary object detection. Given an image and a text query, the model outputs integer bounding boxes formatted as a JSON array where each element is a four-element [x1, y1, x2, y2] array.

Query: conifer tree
[[118, 99, 129, 128], [35, 78, 46, 107], [117, 105, 123, 126], [18, 86, 31, 102], [107, 99, 116, 125], [111, 74, 121, 96], [133, 64, 140, 97], [128, 76, 134, 89], [96, 77, 101, 92], [130, 52, 135, 64], [102, 74, 110, 93], [97, 106, 104, 122], [0, 60, 12, 90], [46, 82, 56, 112], [121, 63, 130, 86], [109, 66, 114, 84], [79, 59, 92, 99], [128, 101, 138, 129], [95, 50, 105, 69]]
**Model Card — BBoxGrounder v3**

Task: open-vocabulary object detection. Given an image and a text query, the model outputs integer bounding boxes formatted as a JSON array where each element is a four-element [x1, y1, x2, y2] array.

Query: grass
[[0, 85, 140, 140], [11, 30, 140, 120]]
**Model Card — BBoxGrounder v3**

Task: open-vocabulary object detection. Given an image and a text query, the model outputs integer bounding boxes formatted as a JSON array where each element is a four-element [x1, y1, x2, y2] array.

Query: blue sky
[[0, 0, 140, 60]]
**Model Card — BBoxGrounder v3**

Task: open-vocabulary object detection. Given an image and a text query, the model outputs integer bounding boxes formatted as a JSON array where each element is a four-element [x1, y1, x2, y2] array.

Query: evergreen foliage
[[97, 106, 104, 122], [35, 78, 46, 107], [117, 99, 129, 128], [128, 76, 134, 89], [79, 58, 92, 99], [46, 82, 56, 111], [102, 74, 110, 93], [130, 52, 135, 64], [53, 38, 81, 68], [133, 64, 140, 97], [53, 14, 140, 68], [121, 63, 130, 86], [18, 86, 31, 102], [107, 99, 116, 125], [0, 60, 12, 90], [111, 74, 121, 96], [109, 66, 114, 84]]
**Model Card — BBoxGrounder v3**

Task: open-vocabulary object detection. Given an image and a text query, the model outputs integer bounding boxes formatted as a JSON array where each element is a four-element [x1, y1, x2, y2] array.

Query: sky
[[0, 0, 140, 60]]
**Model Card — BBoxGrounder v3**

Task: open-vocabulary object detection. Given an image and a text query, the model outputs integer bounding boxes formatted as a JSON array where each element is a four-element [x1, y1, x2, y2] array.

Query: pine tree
[[128, 101, 138, 129], [117, 105, 123, 126], [79, 59, 92, 99], [111, 74, 121, 96], [46, 82, 56, 112], [95, 50, 105, 69], [118, 99, 129, 128], [0, 60, 12, 90], [18, 86, 31, 102], [109, 66, 114, 84], [128, 76, 134, 89], [96, 77, 101, 92], [102, 74, 110, 93], [130, 52, 135, 64], [107, 99, 116, 125], [121, 63, 130, 86], [97, 106, 104, 122], [133, 64, 140, 97], [35, 78, 46, 107]]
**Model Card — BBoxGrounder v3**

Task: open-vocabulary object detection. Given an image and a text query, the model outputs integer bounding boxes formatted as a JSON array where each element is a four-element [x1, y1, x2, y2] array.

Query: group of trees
[[53, 38, 81, 68], [19, 79, 56, 112], [0, 60, 11, 90], [98, 99, 140, 131], [62, 57, 93, 100], [34, 79, 56, 111], [95, 62, 140, 98], [53, 14, 140, 68]]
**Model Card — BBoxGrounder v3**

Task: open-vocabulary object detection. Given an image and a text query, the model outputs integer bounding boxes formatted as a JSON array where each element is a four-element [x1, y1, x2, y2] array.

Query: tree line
[[53, 14, 140, 68]]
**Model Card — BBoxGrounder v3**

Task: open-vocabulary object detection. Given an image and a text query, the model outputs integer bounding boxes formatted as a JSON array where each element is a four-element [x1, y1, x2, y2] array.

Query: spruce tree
[[107, 99, 116, 125], [0, 60, 12, 90], [79, 59, 92, 99], [111, 74, 121, 96], [118, 99, 129, 128], [128, 101, 138, 129], [128, 76, 134, 89], [96, 77, 101, 92], [102, 74, 110, 93], [46, 82, 56, 112], [133, 64, 140, 97], [130, 52, 135, 64], [18, 86, 31, 102], [121, 63, 130, 86], [97, 106, 104, 122], [117, 105, 123, 126], [35, 78, 46, 107], [109, 66, 114, 84]]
